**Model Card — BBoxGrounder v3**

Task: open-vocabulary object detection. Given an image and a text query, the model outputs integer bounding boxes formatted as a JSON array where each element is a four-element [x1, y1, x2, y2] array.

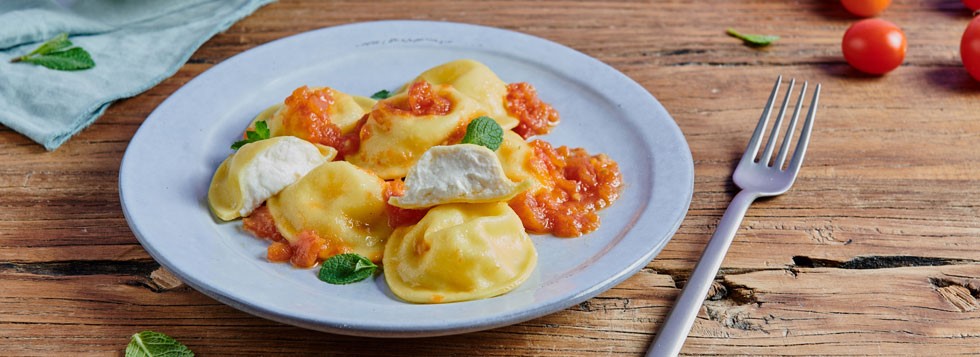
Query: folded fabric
[[0, 0, 275, 150]]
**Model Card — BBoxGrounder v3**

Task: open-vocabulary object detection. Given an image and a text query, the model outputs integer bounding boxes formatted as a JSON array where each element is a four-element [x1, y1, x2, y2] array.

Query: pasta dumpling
[[208, 136, 337, 221], [383, 203, 537, 303], [347, 81, 487, 180], [496, 130, 546, 192], [261, 86, 375, 142], [409, 59, 520, 130], [267, 161, 392, 262], [389, 144, 530, 209]]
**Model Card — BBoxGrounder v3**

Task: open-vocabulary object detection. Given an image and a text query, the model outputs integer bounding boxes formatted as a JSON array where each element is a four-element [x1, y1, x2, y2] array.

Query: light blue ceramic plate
[[120, 21, 693, 337]]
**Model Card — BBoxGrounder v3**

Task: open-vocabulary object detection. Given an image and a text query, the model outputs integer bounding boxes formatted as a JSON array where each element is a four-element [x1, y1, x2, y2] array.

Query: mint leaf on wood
[[726, 28, 780, 47], [125, 331, 194, 357]]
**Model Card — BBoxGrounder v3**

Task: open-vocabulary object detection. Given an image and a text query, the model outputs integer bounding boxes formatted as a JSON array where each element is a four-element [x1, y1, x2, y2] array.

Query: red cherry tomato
[[963, 0, 980, 11], [842, 19, 907, 75], [963, 16, 980, 81], [841, 0, 892, 17]]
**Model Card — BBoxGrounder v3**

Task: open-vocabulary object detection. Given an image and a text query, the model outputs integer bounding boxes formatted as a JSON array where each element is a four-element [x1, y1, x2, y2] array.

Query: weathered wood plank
[[2, 0, 980, 355]]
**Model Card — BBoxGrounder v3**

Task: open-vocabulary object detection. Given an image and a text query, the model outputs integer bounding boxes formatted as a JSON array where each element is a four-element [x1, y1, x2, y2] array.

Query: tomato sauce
[[246, 206, 353, 266], [279, 86, 349, 155], [505, 82, 560, 139], [509, 140, 622, 237], [290, 230, 325, 268], [384, 81, 453, 116], [243, 205, 284, 242], [383, 180, 429, 228], [266, 241, 292, 262]]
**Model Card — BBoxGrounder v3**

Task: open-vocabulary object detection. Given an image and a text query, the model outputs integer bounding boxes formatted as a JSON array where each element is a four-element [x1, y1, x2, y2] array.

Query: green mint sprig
[[726, 28, 780, 47], [318, 253, 378, 285], [125, 331, 194, 357], [460, 116, 504, 151], [370, 89, 392, 100], [10, 33, 95, 71], [231, 121, 271, 150]]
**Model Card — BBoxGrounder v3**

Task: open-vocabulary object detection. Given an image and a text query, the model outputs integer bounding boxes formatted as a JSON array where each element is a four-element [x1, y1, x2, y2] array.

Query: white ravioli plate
[[120, 21, 693, 337]]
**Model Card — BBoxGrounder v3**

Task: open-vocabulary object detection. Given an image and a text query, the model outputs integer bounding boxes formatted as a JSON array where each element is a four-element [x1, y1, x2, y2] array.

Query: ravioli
[[389, 144, 530, 209], [261, 86, 375, 141], [266, 161, 392, 262], [496, 130, 545, 191], [207, 136, 337, 221], [383, 203, 537, 303], [409, 59, 520, 130], [346, 81, 487, 180]]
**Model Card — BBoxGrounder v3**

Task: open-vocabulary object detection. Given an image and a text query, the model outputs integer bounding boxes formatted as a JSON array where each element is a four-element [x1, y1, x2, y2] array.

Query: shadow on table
[[925, 67, 980, 93]]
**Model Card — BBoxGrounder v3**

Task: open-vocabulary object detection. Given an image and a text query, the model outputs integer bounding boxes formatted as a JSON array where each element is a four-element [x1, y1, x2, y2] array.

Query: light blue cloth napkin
[[0, 0, 275, 150]]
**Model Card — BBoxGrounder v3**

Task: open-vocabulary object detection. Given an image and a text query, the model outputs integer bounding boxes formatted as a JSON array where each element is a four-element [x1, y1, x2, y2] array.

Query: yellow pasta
[[346, 82, 487, 180], [267, 161, 391, 262], [383, 203, 537, 303], [495, 130, 545, 192], [409, 59, 520, 130], [208, 136, 337, 221], [261, 86, 375, 140]]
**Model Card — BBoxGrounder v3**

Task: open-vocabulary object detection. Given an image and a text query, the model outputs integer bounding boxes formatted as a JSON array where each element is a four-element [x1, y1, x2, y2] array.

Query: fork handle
[[647, 190, 758, 357]]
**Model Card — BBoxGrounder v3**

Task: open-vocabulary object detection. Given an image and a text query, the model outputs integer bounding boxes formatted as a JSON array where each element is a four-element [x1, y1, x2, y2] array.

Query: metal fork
[[647, 76, 821, 357]]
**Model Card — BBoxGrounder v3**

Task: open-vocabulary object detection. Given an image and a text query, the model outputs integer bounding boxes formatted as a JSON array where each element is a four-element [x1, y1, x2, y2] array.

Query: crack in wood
[[0, 260, 188, 293], [792, 255, 979, 269], [0, 260, 158, 276], [930, 277, 980, 312]]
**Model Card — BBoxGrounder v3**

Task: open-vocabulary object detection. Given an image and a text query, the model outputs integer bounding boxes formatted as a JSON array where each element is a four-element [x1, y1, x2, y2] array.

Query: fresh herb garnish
[[370, 89, 392, 99], [726, 28, 780, 47], [318, 253, 378, 285], [10, 33, 95, 71], [125, 331, 194, 357], [231, 120, 271, 150], [460, 116, 504, 151]]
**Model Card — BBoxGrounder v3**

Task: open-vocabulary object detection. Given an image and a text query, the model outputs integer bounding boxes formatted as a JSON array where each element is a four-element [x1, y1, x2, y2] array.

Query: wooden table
[[3, 1, 979, 355]]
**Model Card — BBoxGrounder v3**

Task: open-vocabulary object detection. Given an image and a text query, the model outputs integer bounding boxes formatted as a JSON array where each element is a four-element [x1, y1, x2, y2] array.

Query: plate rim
[[119, 20, 694, 337]]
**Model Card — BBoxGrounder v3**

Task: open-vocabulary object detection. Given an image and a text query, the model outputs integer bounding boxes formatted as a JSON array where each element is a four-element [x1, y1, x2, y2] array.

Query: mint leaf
[[20, 47, 95, 71], [231, 121, 271, 150], [370, 89, 392, 100], [726, 28, 779, 47], [125, 331, 194, 357], [318, 253, 377, 285], [28, 33, 72, 57], [11, 33, 95, 71], [460, 116, 504, 151]]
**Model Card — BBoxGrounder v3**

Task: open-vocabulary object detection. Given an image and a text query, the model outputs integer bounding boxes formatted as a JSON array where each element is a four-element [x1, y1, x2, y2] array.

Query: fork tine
[[760, 78, 796, 166], [742, 76, 782, 165], [775, 81, 808, 169], [787, 83, 821, 173]]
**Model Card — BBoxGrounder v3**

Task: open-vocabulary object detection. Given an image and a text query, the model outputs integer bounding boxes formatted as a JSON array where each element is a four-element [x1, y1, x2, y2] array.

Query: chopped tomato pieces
[[266, 241, 292, 262], [385, 81, 453, 116], [289, 230, 326, 268], [243, 205, 284, 242], [509, 140, 622, 237], [383, 180, 429, 228], [505, 82, 560, 139], [280, 86, 346, 151]]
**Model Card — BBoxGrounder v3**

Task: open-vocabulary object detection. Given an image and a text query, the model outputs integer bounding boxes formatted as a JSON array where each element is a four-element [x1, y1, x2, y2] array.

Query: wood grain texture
[[2, 0, 979, 355]]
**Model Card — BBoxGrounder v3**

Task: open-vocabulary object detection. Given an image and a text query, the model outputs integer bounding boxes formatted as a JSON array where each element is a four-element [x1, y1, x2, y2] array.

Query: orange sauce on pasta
[[505, 82, 560, 139], [509, 140, 622, 237], [385, 81, 453, 116], [383, 180, 430, 228]]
